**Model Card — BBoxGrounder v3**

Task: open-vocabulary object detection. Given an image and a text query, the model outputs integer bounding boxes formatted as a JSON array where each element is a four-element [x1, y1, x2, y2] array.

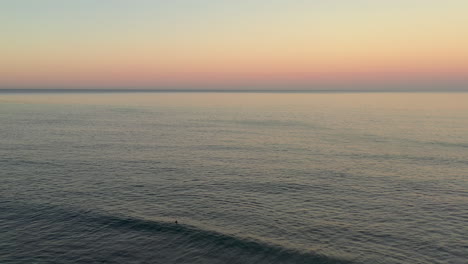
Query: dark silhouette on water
[[175, 220, 178, 224]]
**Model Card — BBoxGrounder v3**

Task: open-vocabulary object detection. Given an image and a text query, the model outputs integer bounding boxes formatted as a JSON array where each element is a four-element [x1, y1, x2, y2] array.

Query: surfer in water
[[175, 220, 178, 224]]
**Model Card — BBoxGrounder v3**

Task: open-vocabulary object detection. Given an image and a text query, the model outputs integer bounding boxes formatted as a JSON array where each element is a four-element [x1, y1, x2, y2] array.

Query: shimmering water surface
[[1, 92, 467, 264]]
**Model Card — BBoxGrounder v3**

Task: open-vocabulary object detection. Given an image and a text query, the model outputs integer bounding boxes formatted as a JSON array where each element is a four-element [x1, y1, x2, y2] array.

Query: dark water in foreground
[[1, 93, 467, 264]]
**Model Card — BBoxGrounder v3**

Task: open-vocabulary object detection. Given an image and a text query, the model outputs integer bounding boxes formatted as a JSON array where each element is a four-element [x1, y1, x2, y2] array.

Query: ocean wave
[[1, 202, 353, 264]]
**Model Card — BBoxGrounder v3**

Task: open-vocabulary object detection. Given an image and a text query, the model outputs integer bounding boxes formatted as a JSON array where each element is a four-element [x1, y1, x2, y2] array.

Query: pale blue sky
[[1, 0, 467, 89]]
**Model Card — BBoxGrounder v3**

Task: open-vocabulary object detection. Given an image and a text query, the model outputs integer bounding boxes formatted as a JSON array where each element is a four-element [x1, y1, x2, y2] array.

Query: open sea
[[1, 91, 467, 264]]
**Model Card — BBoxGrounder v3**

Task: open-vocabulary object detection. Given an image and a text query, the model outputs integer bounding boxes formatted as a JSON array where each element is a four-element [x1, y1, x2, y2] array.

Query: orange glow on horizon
[[1, 1, 467, 89]]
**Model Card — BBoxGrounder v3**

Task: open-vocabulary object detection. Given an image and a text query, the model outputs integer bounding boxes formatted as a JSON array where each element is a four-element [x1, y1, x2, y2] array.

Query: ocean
[[1, 92, 467, 264]]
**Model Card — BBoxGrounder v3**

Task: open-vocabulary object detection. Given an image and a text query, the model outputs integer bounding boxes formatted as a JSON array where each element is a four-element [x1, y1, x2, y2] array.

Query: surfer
[[175, 220, 178, 224]]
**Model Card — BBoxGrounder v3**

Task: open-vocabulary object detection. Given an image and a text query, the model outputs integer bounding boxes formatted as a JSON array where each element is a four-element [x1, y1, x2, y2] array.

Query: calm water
[[1, 92, 467, 264]]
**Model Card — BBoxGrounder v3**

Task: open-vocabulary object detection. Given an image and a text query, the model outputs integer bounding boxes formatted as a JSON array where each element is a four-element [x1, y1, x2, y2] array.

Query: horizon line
[[1, 88, 468, 94]]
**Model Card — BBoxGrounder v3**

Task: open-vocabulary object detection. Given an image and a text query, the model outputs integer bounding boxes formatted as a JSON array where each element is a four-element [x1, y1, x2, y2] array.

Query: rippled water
[[1, 92, 467, 264]]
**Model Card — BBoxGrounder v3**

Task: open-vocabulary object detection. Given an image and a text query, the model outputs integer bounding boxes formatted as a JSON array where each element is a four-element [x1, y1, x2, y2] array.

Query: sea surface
[[1, 92, 467, 264]]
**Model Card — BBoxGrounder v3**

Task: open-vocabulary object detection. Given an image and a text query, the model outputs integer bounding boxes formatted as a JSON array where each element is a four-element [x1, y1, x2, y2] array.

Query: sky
[[1, 0, 467, 90]]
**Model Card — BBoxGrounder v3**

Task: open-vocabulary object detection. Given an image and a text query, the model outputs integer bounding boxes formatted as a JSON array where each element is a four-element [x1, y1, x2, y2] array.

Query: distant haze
[[1, 1, 467, 90]]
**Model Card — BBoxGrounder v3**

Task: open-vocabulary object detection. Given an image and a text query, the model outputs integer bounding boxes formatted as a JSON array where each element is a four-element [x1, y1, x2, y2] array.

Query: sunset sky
[[1, 0, 467, 90]]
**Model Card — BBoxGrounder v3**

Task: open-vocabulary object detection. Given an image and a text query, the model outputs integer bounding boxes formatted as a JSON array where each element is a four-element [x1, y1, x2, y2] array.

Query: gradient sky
[[1, 0, 467, 89]]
